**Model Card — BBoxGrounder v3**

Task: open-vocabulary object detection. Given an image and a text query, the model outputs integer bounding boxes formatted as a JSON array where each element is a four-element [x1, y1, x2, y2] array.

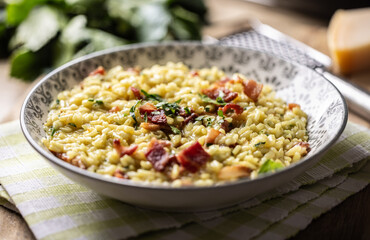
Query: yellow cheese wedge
[[328, 8, 370, 75]]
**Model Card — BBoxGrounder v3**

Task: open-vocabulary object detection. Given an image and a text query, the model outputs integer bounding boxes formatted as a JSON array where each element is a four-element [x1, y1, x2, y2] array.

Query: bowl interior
[[21, 42, 347, 183]]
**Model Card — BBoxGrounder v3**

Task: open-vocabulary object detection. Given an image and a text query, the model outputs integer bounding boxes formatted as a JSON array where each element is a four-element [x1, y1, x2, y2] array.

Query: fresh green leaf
[[5, 0, 49, 26], [135, 3, 171, 42], [10, 48, 42, 80], [170, 6, 201, 40], [72, 28, 127, 58], [258, 159, 284, 174], [88, 98, 94, 102], [254, 142, 266, 147], [170, 125, 180, 134], [9, 6, 66, 52], [174, 98, 182, 104], [141, 89, 163, 101]]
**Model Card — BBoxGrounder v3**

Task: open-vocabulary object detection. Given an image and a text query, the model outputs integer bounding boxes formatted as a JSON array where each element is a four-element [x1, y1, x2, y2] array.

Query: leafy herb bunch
[[0, 0, 207, 81]]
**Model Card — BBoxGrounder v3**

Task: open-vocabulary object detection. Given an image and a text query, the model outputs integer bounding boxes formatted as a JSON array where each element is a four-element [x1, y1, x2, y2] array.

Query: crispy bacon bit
[[288, 103, 300, 110], [294, 142, 311, 153], [109, 106, 121, 113], [89, 66, 105, 76], [242, 79, 263, 102], [220, 120, 232, 132], [130, 87, 143, 99], [127, 67, 140, 75], [140, 122, 161, 131], [113, 169, 128, 179], [150, 110, 167, 124], [184, 113, 198, 125], [206, 128, 221, 145], [71, 157, 86, 169], [52, 151, 86, 169], [218, 165, 252, 180], [177, 141, 210, 173], [139, 102, 157, 114], [202, 87, 238, 102], [221, 103, 243, 115], [113, 139, 138, 157], [53, 151, 70, 162], [145, 138, 170, 171], [190, 71, 199, 77], [138, 103, 167, 124], [214, 77, 231, 87]]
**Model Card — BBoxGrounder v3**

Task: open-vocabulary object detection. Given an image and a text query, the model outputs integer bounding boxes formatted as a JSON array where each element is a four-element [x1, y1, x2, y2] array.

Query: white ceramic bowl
[[20, 42, 347, 211]]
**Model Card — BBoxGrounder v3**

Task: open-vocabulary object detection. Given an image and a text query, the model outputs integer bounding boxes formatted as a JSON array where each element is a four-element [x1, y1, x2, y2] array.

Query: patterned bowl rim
[[20, 41, 348, 191]]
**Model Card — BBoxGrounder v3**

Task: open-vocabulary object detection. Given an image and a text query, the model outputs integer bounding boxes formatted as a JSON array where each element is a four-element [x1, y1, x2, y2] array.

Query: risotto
[[42, 62, 309, 187]]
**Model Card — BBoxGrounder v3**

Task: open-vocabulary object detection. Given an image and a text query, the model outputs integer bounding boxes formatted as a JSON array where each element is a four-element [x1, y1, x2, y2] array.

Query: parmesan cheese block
[[328, 8, 370, 75]]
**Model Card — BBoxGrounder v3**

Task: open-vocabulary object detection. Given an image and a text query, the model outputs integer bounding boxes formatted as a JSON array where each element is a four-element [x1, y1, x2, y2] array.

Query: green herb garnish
[[206, 117, 214, 127], [195, 116, 205, 121], [95, 100, 104, 105], [56, 99, 60, 104], [254, 142, 266, 147], [170, 126, 181, 134], [174, 99, 182, 104], [217, 109, 224, 118], [205, 107, 210, 112], [258, 159, 284, 173], [88, 98, 94, 102], [155, 101, 181, 117], [51, 127, 56, 137], [184, 107, 191, 115], [144, 112, 148, 122], [199, 94, 226, 106], [130, 100, 142, 128], [68, 123, 77, 127], [141, 90, 163, 102]]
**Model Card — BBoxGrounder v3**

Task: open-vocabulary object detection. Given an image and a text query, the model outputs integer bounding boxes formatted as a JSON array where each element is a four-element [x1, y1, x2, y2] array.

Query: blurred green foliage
[[0, 0, 207, 81]]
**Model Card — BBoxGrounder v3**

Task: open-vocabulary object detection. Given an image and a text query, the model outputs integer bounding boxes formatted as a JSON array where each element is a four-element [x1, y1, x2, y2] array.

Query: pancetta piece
[[242, 79, 263, 102], [113, 139, 138, 157], [177, 141, 210, 173]]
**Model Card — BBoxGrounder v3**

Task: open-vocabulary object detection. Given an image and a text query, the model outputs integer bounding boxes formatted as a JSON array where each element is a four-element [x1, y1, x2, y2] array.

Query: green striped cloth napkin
[[0, 120, 369, 240]]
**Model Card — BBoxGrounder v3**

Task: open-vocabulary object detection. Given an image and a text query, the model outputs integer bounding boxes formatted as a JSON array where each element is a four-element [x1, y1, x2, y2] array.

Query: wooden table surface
[[0, 0, 369, 239]]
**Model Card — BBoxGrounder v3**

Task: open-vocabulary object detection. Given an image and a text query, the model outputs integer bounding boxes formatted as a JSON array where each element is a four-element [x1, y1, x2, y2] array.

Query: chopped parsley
[[258, 159, 284, 173], [51, 127, 56, 137], [184, 107, 191, 115], [130, 100, 142, 128], [254, 142, 266, 147], [88, 98, 94, 102], [217, 109, 224, 118], [155, 101, 181, 117], [170, 126, 181, 134], [68, 123, 77, 127], [195, 116, 205, 121], [206, 117, 214, 127], [141, 89, 163, 102], [199, 94, 226, 106], [95, 100, 104, 105], [205, 106, 210, 112], [144, 112, 148, 122], [56, 99, 60, 104]]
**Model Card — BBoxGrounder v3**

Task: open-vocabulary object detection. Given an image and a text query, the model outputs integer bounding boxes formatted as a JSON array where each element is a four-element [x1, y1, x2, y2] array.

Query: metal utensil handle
[[319, 70, 370, 122]]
